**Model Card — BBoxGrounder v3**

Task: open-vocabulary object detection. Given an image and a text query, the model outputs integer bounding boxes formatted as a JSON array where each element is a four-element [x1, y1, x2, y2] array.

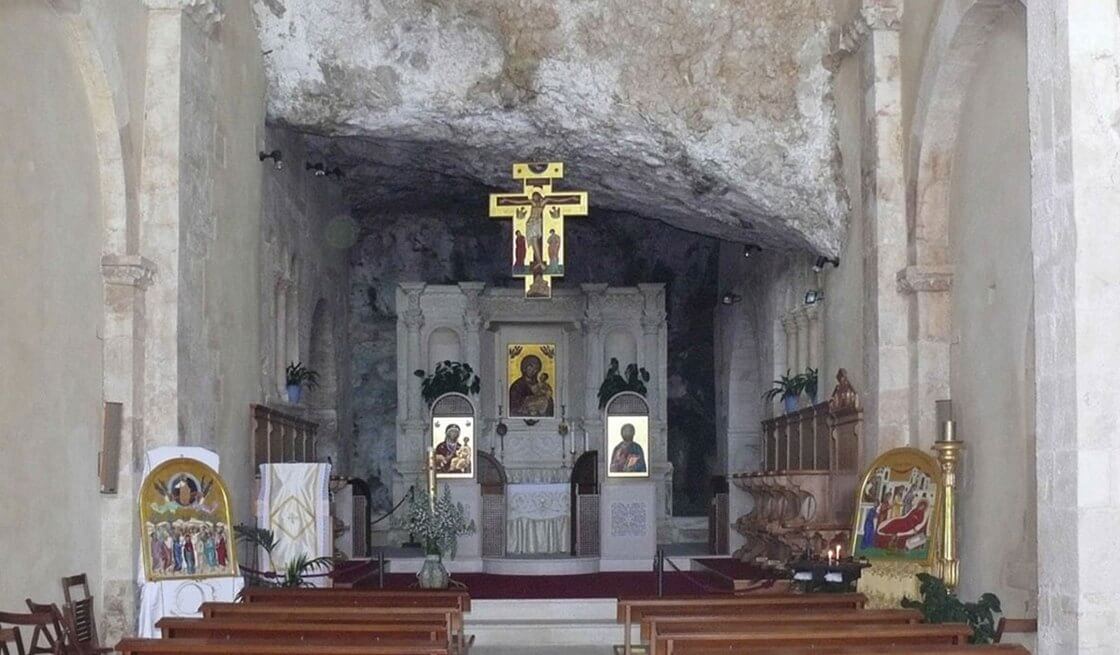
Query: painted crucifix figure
[[489, 162, 588, 299]]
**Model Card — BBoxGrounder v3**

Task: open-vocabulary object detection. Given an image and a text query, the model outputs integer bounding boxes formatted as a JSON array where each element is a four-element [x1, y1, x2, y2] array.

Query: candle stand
[[788, 558, 871, 594]]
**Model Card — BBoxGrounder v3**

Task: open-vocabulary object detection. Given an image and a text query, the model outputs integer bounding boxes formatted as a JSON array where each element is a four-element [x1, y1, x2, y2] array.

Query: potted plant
[[285, 362, 319, 404], [902, 573, 1002, 644], [233, 525, 335, 588], [413, 361, 481, 407], [763, 370, 804, 414], [406, 486, 476, 589], [597, 358, 651, 409], [803, 367, 820, 405]]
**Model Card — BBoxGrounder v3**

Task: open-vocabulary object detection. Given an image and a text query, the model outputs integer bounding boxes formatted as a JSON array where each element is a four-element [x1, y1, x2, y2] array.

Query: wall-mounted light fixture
[[804, 289, 824, 305], [258, 149, 283, 170], [306, 162, 327, 177], [720, 292, 743, 306], [813, 256, 840, 272], [742, 244, 762, 258]]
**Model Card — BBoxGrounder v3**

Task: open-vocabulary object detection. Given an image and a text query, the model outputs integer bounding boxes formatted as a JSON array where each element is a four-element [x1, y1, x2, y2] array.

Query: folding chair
[[60, 575, 110, 655]]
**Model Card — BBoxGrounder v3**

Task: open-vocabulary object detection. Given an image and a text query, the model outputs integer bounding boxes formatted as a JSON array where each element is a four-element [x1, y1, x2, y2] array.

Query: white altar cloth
[[506, 483, 570, 554]]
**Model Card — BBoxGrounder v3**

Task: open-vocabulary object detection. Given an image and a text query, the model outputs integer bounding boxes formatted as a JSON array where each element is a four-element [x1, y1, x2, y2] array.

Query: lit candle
[[427, 447, 437, 510], [836, 545, 842, 561]]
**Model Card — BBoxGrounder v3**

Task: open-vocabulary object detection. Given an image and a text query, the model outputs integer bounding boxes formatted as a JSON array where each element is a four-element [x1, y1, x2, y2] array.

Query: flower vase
[[417, 553, 450, 589], [286, 384, 302, 404], [783, 394, 800, 414]]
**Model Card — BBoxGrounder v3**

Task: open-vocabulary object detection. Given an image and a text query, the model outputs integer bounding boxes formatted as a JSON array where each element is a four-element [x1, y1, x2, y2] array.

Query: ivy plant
[[901, 572, 1002, 644], [597, 358, 650, 409], [413, 361, 481, 407]]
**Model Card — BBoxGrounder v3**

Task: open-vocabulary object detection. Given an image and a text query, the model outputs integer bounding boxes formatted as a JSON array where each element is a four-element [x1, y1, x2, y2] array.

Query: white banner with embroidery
[[257, 463, 332, 586], [506, 483, 570, 554]]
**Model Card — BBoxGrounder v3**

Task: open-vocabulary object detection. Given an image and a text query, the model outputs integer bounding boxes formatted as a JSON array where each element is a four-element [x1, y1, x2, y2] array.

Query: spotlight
[[306, 162, 327, 177], [742, 244, 762, 258], [805, 289, 824, 305], [813, 256, 840, 272], [721, 292, 742, 306], [258, 149, 283, 170]]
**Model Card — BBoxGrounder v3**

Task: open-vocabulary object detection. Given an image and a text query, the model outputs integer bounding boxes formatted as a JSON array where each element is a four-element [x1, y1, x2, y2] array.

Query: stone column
[[898, 266, 953, 447], [856, 0, 909, 453], [581, 284, 608, 426], [458, 282, 486, 377], [400, 283, 426, 422], [1027, 3, 1120, 652], [805, 304, 822, 373], [98, 254, 155, 644], [794, 309, 811, 374], [781, 315, 798, 375]]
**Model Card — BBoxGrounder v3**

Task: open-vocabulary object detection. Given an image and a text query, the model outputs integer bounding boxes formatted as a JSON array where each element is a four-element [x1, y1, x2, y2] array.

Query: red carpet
[[375, 571, 766, 599]]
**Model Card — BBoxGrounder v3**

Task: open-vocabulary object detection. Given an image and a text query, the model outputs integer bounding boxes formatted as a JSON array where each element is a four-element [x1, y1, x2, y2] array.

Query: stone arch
[[904, 0, 1027, 444]]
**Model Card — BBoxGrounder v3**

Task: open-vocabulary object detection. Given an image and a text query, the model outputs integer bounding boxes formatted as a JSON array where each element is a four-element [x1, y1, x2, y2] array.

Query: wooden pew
[[655, 623, 973, 655], [617, 593, 866, 654], [198, 602, 465, 651], [641, 608, 922, 654], [116, 638, 448, 655], [649, 645, 1030, 655], [239, 587, 471, 613], [158, 617, 449, 644]]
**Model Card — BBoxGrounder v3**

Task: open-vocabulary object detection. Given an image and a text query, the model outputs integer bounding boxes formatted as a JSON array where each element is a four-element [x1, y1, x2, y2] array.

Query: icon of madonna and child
[[852, 454, 941, 561], [139, 459, 238, 581], [507, 344, 556, 418]]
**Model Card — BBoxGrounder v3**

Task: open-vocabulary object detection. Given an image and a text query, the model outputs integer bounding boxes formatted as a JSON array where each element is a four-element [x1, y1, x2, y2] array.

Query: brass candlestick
[[932, 416, 963, 589]]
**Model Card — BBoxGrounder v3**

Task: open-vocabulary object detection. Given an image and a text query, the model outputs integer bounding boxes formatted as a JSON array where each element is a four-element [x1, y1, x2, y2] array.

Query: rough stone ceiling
[[254, 0, 847, 254]]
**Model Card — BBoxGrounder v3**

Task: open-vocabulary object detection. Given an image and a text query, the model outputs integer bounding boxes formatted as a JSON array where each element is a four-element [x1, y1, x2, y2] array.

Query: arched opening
[[427, 328, 462, 368]]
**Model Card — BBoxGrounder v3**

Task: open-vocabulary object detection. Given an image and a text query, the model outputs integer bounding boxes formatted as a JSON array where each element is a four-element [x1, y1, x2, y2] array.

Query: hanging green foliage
[[597, 358, 651, 409], [414, 361, 481, 407]]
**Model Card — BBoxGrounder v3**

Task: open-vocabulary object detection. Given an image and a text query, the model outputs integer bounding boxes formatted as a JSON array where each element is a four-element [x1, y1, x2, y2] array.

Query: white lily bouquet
[[407, 485, 476, 558]]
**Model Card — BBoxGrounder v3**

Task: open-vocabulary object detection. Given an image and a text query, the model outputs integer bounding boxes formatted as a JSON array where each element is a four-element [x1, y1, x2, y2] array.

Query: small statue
[[829, 368, 860, 412]]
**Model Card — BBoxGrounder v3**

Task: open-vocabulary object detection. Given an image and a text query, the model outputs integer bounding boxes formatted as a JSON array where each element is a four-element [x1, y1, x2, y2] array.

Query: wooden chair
[[60, 575, 110, 655], [21, 602, 68, 655], [994, 617, 1037, 643], [0, 627, 26, 655], [0, 612, 61, 655]]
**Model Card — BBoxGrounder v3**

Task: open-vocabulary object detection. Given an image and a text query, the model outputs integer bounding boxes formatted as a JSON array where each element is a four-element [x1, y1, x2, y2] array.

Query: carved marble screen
[[507, 343, 556, 419]]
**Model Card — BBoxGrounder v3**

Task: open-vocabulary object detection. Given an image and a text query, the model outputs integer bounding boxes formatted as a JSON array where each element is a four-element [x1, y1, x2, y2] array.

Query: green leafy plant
[[902, 572, 1002, 644], [285, 362, 320, 389], [407, 486, 476, 558], [597, 358, 651, 409], [762, 370, 804, 403], [802, 367, 819, 399], [233, 524, 335, 588], [413, 361, 481, 407]]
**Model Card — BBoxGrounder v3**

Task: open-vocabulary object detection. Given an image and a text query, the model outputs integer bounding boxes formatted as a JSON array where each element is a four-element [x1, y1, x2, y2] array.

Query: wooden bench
[[617, 593, 867, 654], [239, 587, 472, 613], [158, 617, 449, 644], [641, 608, 922, 654], [642, 645, 1030, 655], [116, 638, 449, 655], [198, 602, 466, 651], [655, 623, 973, 655]]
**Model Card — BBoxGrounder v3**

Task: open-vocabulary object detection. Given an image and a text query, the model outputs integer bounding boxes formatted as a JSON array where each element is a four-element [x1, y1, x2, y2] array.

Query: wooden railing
[[251, 404, 319, 469]]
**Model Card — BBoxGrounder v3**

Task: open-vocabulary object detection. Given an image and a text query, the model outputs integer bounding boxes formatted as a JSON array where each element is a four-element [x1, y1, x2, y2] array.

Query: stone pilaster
[[898, 265, 953, 446], [400, 283, 426, 422], [793, 309, 811, 374], [638, 283, 668, 423], [458, 282, 486, 378], [98, 254, 155, 644], [781, 315, 798, 375], [857, 0, 909, 454], [581, 283, 608, 427], [805, 304, 822, 374]]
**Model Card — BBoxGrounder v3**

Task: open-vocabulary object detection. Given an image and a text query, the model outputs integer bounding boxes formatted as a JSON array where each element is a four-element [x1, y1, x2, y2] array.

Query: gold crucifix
[[489, 162, 588, 299]]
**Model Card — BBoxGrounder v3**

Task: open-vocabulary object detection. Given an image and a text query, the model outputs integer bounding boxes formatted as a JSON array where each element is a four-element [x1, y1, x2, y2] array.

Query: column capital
[[143, 0, 224, 30], [101, 255, 157, 290], [897, 265, 954, 294], [861, 0, 903, 32], [824, 0, 901, 69], [781, 314, 799, 333]]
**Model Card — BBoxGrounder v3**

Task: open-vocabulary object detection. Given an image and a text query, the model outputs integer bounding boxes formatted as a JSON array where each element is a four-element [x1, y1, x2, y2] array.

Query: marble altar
[[507, 483, 570, 554]]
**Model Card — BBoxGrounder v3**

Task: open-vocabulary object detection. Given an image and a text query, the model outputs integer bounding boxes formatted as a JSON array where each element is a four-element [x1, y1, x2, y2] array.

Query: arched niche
[[307, 298, 337, 410], [430, 392, 475, 480], [603, 392, 651, 479], [428, 328, 463, 370], [604, 329, 637, 369]]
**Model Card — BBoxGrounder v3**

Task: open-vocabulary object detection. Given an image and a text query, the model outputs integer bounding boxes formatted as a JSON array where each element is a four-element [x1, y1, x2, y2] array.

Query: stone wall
[[259, 127, 353, 472], [0, 0, 108, 616], [350, 209, 718, 516]]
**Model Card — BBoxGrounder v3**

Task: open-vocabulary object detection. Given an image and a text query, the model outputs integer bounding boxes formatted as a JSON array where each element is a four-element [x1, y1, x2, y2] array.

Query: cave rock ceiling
[[254, 0, 848, 253]]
